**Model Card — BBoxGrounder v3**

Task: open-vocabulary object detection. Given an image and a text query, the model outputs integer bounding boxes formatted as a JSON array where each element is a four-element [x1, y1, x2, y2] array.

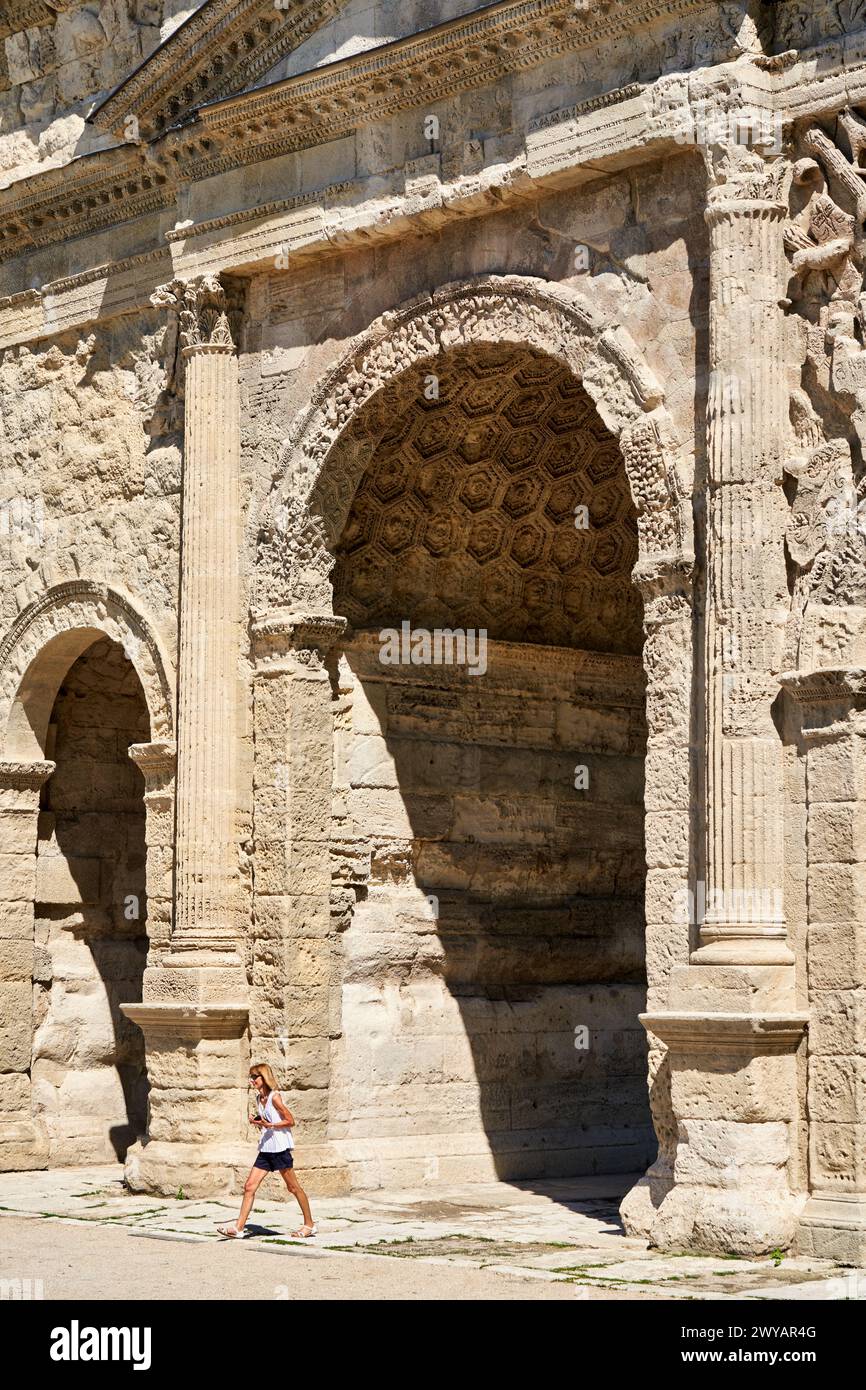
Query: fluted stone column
[[0, 759, 53, 1171], [174, 324, 242, 946], [646, 144, 807, 1254], [122, 278, 249, 1198], [697, 151, 792, 970]]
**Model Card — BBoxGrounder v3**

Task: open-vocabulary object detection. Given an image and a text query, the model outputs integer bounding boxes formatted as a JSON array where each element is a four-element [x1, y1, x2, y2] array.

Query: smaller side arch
[[0, 581, 175, 762]]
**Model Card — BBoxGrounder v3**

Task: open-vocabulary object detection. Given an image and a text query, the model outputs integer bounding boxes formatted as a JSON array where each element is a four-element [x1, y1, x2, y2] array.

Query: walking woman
[[217, 1063, 317, 1240]]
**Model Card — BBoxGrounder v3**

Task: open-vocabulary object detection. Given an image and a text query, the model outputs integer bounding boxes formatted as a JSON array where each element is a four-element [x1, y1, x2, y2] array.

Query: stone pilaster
[[121, 277, 249, 1197], [250, 608, 351, 1195], [697, 146, 792, 968], [620, 558, 695, 1235], [128, 741, 176, 952], [0, 759, 54, 1171], [782, 669, 866, 1264], [645, 145, 807, 1255]]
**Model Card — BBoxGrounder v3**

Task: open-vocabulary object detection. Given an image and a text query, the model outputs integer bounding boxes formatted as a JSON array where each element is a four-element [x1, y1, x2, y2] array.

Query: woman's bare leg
[[281, 1169, 314, 1229], [235, 1166, 268, 1231]]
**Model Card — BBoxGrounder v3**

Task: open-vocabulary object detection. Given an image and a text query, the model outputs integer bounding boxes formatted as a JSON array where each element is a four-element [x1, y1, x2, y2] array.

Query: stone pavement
[[0, 1166, 861, 1300]]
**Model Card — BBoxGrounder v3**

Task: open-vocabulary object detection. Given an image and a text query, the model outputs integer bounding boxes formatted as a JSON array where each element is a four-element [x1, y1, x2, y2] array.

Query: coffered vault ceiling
[[332, 344, 642, 654]]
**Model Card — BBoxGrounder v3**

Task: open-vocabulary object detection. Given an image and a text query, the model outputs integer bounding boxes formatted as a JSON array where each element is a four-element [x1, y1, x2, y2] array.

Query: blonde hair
[[249, 1062, 279, 1094]]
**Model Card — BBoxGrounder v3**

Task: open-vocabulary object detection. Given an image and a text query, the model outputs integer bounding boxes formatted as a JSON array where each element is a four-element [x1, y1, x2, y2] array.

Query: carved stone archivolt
[[258, 276, 693, 614], [0, 581, 174, 761]]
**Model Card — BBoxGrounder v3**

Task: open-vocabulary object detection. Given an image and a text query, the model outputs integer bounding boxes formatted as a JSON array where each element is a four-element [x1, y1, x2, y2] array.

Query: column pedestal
[[0, 759, 54, 1172]]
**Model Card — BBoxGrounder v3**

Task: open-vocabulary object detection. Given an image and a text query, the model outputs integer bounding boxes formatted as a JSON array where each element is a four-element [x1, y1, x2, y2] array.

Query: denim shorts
[[254, 1149, 294, 1172]]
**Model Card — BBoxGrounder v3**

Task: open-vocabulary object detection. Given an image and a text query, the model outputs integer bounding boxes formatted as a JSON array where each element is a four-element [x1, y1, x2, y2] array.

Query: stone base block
[[0, 1114, 49, 1172], [124, 1139, 351, 1199], [620, 1159, 673, 1238], [650, 1183, 806, 1256], [324, 1130, 651, 1191], [796, 1195, 866, 1266]]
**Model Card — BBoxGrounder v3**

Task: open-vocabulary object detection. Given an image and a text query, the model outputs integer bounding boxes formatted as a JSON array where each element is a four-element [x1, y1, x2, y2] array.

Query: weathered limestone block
[[0, 981, 32, 1070]]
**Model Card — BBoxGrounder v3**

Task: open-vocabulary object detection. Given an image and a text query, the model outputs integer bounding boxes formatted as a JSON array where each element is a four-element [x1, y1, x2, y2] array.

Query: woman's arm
[[271, 1092, 296, 1129]]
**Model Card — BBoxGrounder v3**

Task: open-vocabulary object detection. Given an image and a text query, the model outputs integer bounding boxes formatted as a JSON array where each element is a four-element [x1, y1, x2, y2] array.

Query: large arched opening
[[257, 276, 694, 1195], [327, 341, 654, 1180]]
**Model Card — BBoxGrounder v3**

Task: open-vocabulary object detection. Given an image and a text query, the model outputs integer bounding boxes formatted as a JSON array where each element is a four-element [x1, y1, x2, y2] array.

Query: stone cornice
[[120, 1003, 249, 1039], [8, 6, 866, 295], [780, 666, 866, 705], [250, 608, 348, 667], [0, 147, 173, 264], [780, 666, 866, 742], [641, 1011, 809, 1055], [129, 740, 177, 779], [181, 0, 709, 184], [0, 0, 711, 265], [91, 0, 347, 140]]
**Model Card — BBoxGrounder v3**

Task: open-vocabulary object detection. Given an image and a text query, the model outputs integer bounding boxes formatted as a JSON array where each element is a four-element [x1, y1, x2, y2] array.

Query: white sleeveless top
[[257, 1090, 294, 1152]]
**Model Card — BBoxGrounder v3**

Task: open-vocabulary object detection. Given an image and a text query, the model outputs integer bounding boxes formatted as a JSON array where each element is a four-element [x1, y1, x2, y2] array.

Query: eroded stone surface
[[1, 0, 866, 1267]]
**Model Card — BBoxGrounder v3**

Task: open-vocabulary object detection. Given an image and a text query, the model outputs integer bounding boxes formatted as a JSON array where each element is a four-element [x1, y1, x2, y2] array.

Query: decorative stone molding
[[91, 0, 346, 140], [129, 740, 177, 781], [643, 1011, 809, 1056], [0, 148, 173, 265], [129, 742, 177, 810], [121, 1003, 248, 1040], [0, 581, 174, 761], [0, 1, 75, 40], [258, 275, 693, 611], [780, 666, 866, 741], [91, 0, 707, 151], [251, 608, 347, 671], [0, 759, 55, 792], [0, 0, 711, 266]]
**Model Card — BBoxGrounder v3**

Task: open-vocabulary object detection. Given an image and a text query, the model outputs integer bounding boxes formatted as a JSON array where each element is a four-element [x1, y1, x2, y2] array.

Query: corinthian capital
[[704, 142, 788, 208], [151, 275, 234, 352]]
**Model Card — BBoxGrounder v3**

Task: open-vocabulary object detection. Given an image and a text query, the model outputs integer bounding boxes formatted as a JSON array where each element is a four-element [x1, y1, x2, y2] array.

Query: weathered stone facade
[[1, 0, 866, 1261]]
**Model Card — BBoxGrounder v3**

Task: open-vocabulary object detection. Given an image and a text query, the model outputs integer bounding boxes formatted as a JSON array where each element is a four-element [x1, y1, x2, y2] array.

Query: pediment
[[88, 0, 351, 141]]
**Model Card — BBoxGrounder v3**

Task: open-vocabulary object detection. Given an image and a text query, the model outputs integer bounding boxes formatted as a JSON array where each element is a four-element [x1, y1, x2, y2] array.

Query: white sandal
[[291, 1224, 318, 1239], [217, 1224, 249, 1239]]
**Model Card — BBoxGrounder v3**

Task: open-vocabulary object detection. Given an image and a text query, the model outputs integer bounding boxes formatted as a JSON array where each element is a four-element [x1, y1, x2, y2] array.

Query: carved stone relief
[[784, 113, 866, 664]]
